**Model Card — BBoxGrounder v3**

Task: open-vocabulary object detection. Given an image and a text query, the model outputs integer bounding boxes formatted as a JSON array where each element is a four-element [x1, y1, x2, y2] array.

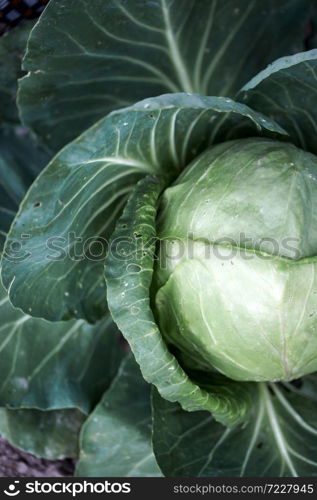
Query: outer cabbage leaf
[[0, 20, 35, 125], [76, 355, 161, 477], [0, 125, 49, 251], [238, 50, 317, 155], [105, 176, 255, 425], [17, 0, 311, 150], [0, 279, 123, 413], [309, 3, 317, 50], [0, 89, 88, 459], [0, 20, 50, 251], [0, 408, 84, 460], [152, 376, 317, 477], [1, 94, 285, 322]]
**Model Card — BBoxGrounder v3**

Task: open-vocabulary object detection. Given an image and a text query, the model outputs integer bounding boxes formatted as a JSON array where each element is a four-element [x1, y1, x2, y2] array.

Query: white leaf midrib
[[270, 384, 317, 436], [240, 392, 265, 476], [160, 0, 193, 93], [261, 383, 298, 477]]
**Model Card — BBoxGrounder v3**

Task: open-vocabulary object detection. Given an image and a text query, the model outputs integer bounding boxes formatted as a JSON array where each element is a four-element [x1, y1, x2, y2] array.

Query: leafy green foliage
[[0, 22, 49, 251], [308, 2, 317, 50], [0, 408, 84, 459], [0, 21, 35, 125], [1, 0, 317, 479], [76, 355, 161, 477], [152, 376, 317, 477], [1, 94, 285, 322], [239, 50, 317, 155], [0, 125, 49, 251], [105, 176, 254, 425], [0, 279, 124, 413], [18, 0, 311, 150], [0, 16, 123, 465]]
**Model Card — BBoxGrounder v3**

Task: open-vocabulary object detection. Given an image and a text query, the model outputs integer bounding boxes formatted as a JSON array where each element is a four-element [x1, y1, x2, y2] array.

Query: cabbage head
[[154, 138, 317, 381]]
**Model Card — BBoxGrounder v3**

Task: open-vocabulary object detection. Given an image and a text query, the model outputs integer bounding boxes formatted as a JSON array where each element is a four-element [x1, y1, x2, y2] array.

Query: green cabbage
[[154, 138, 317, 381]]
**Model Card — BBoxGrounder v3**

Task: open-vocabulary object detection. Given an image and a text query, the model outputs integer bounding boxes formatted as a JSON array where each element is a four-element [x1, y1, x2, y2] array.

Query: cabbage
[[155, 138, 317, 381]]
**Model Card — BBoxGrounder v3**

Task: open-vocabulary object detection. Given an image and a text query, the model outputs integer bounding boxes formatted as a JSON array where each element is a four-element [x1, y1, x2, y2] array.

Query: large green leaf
[[310, 3, 317, 49], [0, 20, 50, 251], [18, 0, 311, 150], [0, 125, 49, 251], [0, 20, 35, 125], [1, 93, 285, 322], [0, 279, 123, 413], [238, 50, 317, 155], [0, 53, 87, 463], [105, 176, 254, 425], [76, 355, 161, 477], [0, 408, 84, 460], [152, 375, 317, 477]]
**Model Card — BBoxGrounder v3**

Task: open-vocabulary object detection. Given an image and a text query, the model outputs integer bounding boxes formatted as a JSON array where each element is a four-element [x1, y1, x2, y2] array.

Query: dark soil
[[0, 438, 75, 477]]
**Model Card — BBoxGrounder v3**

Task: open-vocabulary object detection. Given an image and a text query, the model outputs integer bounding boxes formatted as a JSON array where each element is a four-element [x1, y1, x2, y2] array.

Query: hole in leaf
[[33, 201, 41, 208]]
